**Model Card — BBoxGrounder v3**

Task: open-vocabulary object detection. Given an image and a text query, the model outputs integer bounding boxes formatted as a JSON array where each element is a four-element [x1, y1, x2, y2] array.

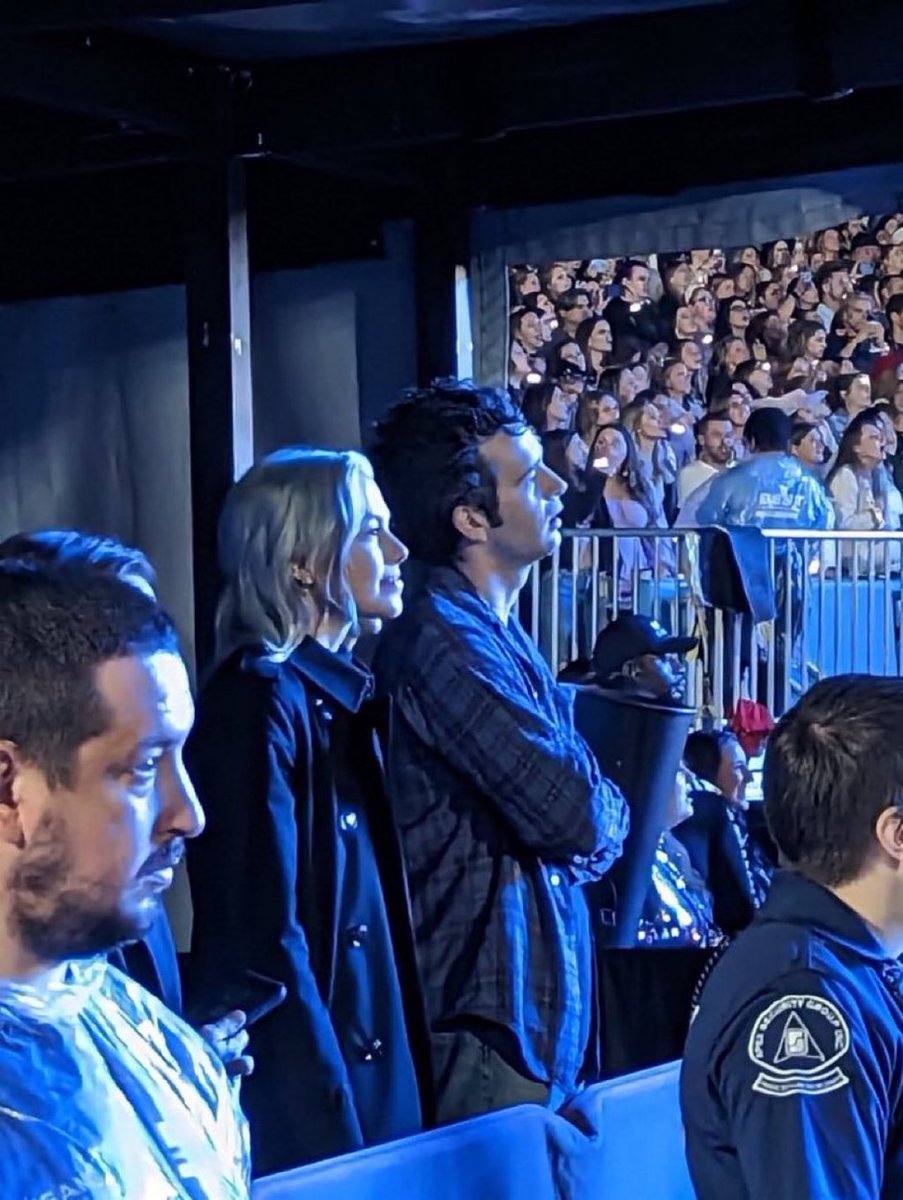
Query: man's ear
[[875, 806, 903, 866], [0, 743, 25, 849], [451, 503, 490, 546]]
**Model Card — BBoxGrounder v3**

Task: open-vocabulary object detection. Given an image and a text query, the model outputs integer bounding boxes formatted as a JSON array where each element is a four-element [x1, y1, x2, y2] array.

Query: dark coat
[[185, 639, 429, 1177], [110, 913, 182, 1013], [673, 790, 759, 936]]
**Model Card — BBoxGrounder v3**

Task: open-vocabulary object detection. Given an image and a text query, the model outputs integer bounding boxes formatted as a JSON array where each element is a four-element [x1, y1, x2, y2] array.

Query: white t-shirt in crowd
[[677, 458, 720, 508]]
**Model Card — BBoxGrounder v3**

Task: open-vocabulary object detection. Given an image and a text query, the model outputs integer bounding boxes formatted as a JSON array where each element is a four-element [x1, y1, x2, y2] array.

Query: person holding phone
[[0, 529, 253, 1080], [186, 448, 427, 1177]]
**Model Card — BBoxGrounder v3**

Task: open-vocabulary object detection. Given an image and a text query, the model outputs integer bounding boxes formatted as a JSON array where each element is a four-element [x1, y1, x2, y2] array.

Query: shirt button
[[549, 872, 562, 888], [340, 811, 358, 832], [360, 1038, 384, 1063], [347, 923, 369, 948]]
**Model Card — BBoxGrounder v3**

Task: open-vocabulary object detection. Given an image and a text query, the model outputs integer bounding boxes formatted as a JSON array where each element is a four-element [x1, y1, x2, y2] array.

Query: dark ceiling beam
[[0, 1, 315, 33], [0, 130, 186, 182], [255, 1, 798, 156], [254, 0, 903, 165], [0, 36, 194, 133]]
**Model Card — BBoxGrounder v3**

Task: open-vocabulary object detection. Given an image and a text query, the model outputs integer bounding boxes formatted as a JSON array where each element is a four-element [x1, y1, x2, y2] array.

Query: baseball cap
[[592, 614, 698, 680]]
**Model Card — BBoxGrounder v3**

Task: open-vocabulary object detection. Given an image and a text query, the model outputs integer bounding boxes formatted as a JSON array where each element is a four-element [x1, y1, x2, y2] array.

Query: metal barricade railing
[[528, 528, 903, 723]]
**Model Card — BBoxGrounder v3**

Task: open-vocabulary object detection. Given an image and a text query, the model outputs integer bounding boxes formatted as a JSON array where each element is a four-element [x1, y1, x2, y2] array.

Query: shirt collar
[[241, 637, 372, 713], [761, 870, 891, 964], [290, 638, 373, 713]]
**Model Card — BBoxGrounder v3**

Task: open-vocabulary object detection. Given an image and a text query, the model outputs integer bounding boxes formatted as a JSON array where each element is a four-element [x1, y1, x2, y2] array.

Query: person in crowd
[[709, 335, 752, 397], [828, 370, 873, 442], [657, 255, 695, 329], [733, 359, 775, 402], [728, 262, 756, 304], [522, 292, 560, 344], [186, 448, 428, 1176], [606, 259, 660, 357], [787, 270, 819, 318], [688, 286, 717, 338], [879, 381, 903, 493], [709, 389, 752, 462], [577, 316, 613, 386], [715, 297, 751, 343], [620, 395, 677, 521], [509, 308, 546, 384], [785, 319, 829, 390], [825, 293, 887, 373], [369, 381, 628, 1123], [638, 767, 721, 948], [568, 387, 619, 472], [850, 229, 883, 275], [788, 419, 828, 474], [510, 267, 540, 304], [682, 676, 903, 1199], [589, 422, 676, 585], [554, 288, 593, 345], [540, 262, 574, 302], [871, 293, 903, 385], [523, 375, 579, 434], [676, 413, 734, 511], [676, 730, 772, 936], [0, 561, 248, 1197], [658, 359, 703, 469], [694, 408, 834, 529], [814, 260, 852, 331], [673, 304, 701, 343], [827, 409, 900, 534], [598, 363, 641, 411], [590, 613, 697, 705]]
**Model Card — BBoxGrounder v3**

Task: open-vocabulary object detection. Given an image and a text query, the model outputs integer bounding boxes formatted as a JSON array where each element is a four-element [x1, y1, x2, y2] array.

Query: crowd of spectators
[[509, 217, 903, 555]]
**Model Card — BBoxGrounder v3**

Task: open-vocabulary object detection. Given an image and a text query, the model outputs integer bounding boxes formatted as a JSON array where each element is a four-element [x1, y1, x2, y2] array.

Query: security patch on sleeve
[[748, 994, 851, 1097]]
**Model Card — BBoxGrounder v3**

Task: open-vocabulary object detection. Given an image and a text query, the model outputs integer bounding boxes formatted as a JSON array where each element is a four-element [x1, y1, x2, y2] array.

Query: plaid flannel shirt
[[376, 566, 628, 1092]]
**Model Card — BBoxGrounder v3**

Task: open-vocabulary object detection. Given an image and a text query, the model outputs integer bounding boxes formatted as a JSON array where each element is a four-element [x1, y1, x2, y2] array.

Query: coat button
[[340, 810, 358, 832], [361, 1038, 384, 1063], [347, 923, 369, 948]]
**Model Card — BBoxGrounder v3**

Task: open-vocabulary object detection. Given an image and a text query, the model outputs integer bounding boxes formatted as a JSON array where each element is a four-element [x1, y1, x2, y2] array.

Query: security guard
[[681, 675, 903, 1199]]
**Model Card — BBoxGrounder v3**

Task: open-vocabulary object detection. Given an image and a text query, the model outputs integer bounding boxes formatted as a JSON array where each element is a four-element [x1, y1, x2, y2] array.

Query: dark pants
[[431, 1029, 552, 1125]]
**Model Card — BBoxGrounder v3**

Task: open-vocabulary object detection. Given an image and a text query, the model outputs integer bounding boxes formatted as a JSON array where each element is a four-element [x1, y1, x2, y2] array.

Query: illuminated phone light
[[526, 371, 543, 384], [808, 557, 821, 576], [593, 456, 610, 470], [669, 423, 686, 435], [702, 334, 713, 345]]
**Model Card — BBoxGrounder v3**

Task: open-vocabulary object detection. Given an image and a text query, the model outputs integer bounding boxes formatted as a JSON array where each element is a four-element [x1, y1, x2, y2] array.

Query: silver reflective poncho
[[694, 452, 835, 530], [0, 958, 249, 1200]]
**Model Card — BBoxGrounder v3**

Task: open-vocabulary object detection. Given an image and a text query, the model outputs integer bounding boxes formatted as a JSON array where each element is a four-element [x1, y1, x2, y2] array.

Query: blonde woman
[[186, 447, 426, 1176]]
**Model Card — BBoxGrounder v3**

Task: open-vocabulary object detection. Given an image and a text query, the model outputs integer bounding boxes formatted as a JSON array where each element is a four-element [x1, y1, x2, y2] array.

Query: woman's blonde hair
[[215, 446, 373, 661]]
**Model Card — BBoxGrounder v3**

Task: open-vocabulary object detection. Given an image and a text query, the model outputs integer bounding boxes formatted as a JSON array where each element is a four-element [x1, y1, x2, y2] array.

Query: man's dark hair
[[815, 260, 852, 299], [554, 287, 590, 315], [614, 259, 648, 287], [885, 292, 903, 322], [764, 675, 903, 885], [369, 380, 527, 567], [0, 561, 178, 786], [684, 729, 737, 787], [733, 360, 769, 395], [0, 529, 156, 591], [694, 411, 731, 443], [743, 407, 791, 452]]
